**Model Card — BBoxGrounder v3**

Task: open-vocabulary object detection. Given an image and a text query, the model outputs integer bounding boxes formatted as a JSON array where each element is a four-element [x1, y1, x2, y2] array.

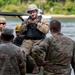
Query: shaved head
[[50, 20, 61, 32]]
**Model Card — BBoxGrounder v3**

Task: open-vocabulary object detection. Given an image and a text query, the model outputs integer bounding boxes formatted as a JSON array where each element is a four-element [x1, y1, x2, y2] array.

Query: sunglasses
[[0, 23, 6, 25]]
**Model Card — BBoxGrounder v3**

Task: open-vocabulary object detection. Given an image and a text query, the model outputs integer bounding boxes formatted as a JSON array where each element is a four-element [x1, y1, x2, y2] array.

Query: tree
[[21, 0, 25, 4], [70, 0, 74, 2]]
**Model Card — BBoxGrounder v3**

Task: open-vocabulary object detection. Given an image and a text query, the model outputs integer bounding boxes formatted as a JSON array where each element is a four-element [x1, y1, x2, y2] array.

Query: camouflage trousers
[[44, 71, 54, 75], [21, 39, 43, 56], [43, 71, 69, 75], [20, 39, 44, 73]]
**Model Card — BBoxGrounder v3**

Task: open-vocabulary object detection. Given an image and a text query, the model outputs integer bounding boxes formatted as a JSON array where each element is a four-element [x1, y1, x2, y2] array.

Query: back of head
[[50, 20, 61, 32], [1, 28, 14, 41], [2, 28, 14, 35], [27, 4, 38, 13]]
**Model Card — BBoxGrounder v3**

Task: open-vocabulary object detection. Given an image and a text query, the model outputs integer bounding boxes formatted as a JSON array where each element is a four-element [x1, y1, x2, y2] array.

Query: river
[[5, 16, 75, 75], [5, 17, 75, 41]]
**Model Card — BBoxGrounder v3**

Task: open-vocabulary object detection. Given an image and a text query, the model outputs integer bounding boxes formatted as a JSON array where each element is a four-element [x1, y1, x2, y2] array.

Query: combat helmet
[[15, 24, 21, 32], [27, 4, 38, 13], [0, 17, 6, 24]]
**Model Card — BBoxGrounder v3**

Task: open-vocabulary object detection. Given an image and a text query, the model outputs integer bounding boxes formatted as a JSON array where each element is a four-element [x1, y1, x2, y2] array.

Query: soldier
[[0, 16, 6, 43], [0, 28, 26, 75], [19, 4, 49, 56], [13, 24, 24, 46], [19, 4, 49, 73], [31, 20, 75, 75], [0, 16, 6, 31], [14, 25, 38, 73]]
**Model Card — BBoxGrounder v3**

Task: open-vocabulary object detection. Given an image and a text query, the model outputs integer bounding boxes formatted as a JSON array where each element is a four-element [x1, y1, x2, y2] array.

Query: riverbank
[[45, 14, 75, 18]]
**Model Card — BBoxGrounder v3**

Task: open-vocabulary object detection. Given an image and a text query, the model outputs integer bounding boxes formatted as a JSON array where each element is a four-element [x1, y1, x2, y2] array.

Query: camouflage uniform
[[19, 16, 49, 73], [0, 16, 6, 43], [19, 17, 49, 56], [0, 42, 26, 75], [0, 28, 26, 75], [31, 33, 75, 75]]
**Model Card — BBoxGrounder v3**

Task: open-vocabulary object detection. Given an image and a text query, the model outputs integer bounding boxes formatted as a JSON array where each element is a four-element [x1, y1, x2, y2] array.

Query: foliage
[[0, 0, 75, 14], [51, 2, 63, 14], [63, 0, 75, 14], [43, 4, 50, 13], [19, 3, 28, 13], [0, 0, 20, 7], [3, 4, 21, 12]]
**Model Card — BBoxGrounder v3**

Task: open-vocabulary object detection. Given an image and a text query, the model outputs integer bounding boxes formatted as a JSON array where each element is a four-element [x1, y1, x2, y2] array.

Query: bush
[[3, 4, 21, 12], [51, 2, 63, 14], [44, 4, 50, 13], [63, 1, 75, 15], [64, 1, 73, 11], [2, 3, 28, 13], [19, 3, 27, 13], [1, 0, 75, 15]]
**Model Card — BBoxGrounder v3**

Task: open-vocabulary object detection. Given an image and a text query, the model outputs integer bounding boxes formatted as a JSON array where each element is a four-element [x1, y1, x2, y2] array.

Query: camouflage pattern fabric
[[26, 55, 37, 73], [0, 42, 26, 75], [19, 17, 49, 35], [21, 39, 43, 56], [21, 40, 34, 56], [37, 19, 49, 34], [31, 33, 75, 75], [20, 39, 44, 73], [19, 16, 49, 73]]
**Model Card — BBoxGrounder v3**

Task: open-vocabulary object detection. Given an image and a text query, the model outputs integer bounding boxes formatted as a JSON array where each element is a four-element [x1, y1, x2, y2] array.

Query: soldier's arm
[[18, 50, 26, 75], [19, 20, 28, 34], [26, 55, 38, 73], [32, 38, 50, 52], [71, 41, 75, 73], [31, 38, 49, 66], [37, 19, 49, 34]]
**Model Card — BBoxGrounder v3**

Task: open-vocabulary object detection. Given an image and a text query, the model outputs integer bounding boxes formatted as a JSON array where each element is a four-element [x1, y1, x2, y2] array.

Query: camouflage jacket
[[0, 42, 26, 75], [31, 33, 75, 75], [19, 16, 49, 35]]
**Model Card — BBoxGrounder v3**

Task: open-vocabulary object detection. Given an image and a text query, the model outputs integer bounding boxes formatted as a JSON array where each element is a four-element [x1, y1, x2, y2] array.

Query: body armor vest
[[24, 16, 46, 40]]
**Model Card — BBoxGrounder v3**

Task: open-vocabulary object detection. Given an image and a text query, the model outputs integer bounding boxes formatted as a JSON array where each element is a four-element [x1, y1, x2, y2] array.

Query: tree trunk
[[21, 0, 25, 4], [70, 0, 74, 2], [60, 0, 66, 5]]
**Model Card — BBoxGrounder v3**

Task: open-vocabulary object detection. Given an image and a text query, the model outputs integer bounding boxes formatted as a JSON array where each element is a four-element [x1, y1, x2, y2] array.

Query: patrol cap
[[27, 4, 38, 13], [2, 28, 14, 35], [0, 17, 6, 24]]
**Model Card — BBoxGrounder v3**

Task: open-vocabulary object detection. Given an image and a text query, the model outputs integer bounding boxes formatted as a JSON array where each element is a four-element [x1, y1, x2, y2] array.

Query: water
[[5, 17, 22, 36], [5, 17, 75, 41], [51, 18, 75, 41], [6, 16, 75, 75]]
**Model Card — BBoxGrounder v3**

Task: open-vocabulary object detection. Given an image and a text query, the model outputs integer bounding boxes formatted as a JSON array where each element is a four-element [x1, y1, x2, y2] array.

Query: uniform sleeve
[[37, 19, 49, 34], [71, 41, 75, 73], [19, 20, 28, 34], [31, 38, 49, 66], [32, 38, 50, 52], [26, 55, 38, 73], [18, 50, 26, 75]]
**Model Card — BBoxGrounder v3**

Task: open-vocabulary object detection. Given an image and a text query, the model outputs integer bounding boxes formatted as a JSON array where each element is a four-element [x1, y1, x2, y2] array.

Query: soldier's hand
[[32, 66, 38, 73], [42, 61, 49, 66], [16, 33, 24, 38], [37, 23, 42, 27]]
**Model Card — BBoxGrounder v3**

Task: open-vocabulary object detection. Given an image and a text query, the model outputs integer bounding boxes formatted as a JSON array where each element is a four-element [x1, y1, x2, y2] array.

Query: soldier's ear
[[11, 35, 14, 40]]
